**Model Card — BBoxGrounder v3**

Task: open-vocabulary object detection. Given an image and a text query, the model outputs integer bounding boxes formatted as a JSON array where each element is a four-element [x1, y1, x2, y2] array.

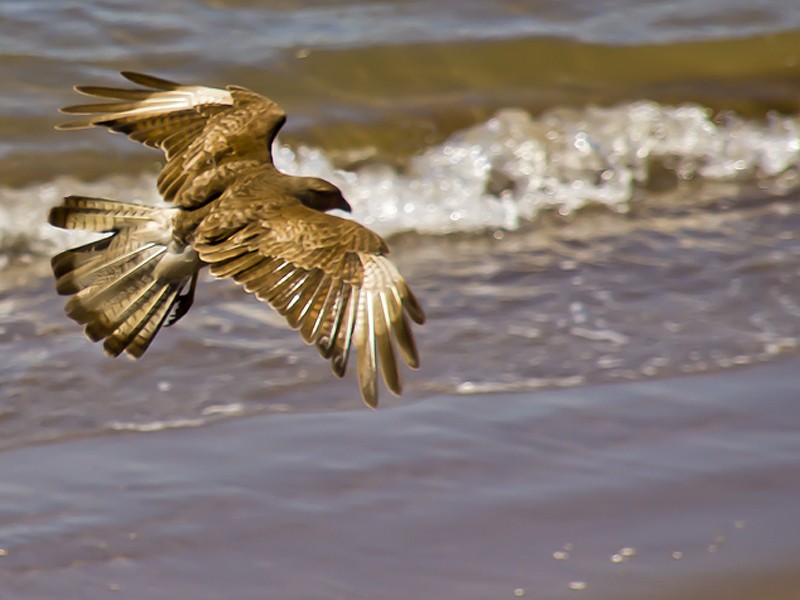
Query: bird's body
[[49, 72, 424, 407]]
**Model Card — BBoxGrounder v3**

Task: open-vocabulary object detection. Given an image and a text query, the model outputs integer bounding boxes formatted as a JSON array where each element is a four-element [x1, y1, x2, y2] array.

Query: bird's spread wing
[[194, 201, 425, 407], [58, 72, 287, 209]]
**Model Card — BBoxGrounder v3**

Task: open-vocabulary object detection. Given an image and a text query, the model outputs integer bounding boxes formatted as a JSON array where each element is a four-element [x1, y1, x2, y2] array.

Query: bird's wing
[[58, 71, 287, 209], [193, 201, 425, 407]]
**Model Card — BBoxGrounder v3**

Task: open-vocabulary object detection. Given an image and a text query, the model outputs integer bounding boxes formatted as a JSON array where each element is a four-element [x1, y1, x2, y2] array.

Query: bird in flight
[[49, 71, 425, 407]]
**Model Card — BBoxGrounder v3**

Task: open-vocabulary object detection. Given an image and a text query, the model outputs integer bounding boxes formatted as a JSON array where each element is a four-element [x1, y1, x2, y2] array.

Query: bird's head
[[295, 177, 352, 213]]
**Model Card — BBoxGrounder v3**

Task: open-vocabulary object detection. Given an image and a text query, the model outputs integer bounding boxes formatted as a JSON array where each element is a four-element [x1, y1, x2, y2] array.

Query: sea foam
[[2, 101, 799, 268]]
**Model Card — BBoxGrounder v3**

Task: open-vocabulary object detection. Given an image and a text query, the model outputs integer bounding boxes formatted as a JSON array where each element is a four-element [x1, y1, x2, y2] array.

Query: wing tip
[[73, 84, 98, 97], [405, 290, 426, 325], [54, 119, 87, 131], [361, 386, 379, 409], [119, 70, 181, 89]]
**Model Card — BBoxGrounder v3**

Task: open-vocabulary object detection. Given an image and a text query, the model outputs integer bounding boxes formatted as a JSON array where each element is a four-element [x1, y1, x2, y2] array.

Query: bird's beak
[[336, 197, 352, 213]]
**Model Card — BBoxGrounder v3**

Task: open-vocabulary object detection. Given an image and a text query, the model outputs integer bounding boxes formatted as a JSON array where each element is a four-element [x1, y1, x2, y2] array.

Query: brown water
[[2, 0, 800, 597], [1, 360, 799, 599]]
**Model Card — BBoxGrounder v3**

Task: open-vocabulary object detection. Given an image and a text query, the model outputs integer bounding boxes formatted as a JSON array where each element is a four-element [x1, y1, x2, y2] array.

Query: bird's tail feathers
[[48, 195, 195, 358]]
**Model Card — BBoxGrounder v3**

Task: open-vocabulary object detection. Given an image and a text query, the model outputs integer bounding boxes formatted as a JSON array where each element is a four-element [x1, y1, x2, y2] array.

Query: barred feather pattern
[[48, 195, 197, 358], [57, 71, 286, 210], [200, 238, 424, 408], [52, 72, 425, 407]]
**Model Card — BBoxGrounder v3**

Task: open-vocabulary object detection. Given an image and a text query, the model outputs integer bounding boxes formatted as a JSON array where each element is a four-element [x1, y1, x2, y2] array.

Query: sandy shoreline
[[1, 358, 799, 599]]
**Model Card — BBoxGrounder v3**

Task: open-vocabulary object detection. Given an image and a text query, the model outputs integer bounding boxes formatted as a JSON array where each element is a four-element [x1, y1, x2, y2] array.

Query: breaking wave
[[2, 100, 799, 269]]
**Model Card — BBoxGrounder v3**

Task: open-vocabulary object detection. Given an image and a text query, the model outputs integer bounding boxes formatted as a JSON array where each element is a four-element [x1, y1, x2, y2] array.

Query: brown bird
[[48, 71, 425, 407]]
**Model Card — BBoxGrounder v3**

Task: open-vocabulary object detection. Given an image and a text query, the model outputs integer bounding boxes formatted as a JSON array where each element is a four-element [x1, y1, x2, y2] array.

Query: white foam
[[106, 417, 206, 432], [4, 101, 800, 265], [274, 102, 800, 236]]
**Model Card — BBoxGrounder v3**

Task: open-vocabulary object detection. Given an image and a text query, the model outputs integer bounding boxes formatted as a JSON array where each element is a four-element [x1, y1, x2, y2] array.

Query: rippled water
[[5, 178, 800, 447], [2, 0, 800, 479], [2, 1, 800, 597]]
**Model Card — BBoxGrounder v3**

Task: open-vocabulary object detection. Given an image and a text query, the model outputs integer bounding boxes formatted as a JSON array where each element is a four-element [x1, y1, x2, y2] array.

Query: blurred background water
[[1, 1, 800, 598]]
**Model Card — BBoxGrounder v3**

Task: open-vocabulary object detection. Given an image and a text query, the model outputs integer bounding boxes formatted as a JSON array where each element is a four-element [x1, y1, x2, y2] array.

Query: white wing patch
[[180, 85, 234, 108], [353, 255, 415, 406], [110, 85, 233, 116], [59, 85, 234, 130]]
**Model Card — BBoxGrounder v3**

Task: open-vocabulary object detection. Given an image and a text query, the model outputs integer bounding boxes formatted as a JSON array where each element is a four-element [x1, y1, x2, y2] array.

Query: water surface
[[1, 1, 800, 597]]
